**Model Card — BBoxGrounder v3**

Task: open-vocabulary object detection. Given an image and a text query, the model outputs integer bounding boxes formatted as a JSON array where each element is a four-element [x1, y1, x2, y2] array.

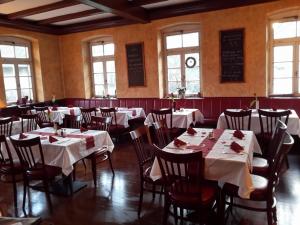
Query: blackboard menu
[[126, 42, 146, 87], [220, 28, 244, 82]]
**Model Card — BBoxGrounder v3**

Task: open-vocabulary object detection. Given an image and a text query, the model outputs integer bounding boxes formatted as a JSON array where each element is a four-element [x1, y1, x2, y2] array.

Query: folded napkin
[[230, 141, 244, 153], [233, 130, 244, 139], [272, 108, 277, 111], [187, 127, 197, 135], [67, 105, 73, 108], [80, 127, 88, 133], [52, 106, 58, 111], [131, 109, 137, 117], [49, 136, 58, 143], [174, 138, 187, 147], [19, 133, 28, 140]]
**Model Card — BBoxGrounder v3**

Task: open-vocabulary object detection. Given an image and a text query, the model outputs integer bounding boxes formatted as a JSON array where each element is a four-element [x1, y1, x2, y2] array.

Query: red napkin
[[233, 130, 244, 139], [80, 127, 88, 133], [131, 109, 137, 117], [174, 138, 187, 147], [19, 133, 28, 140], [272, 108, 277, 111], [49, 136, 58, 143], [67, 105, 73, 108], [52, 106, 57, 111], [187, 127, 197, 135], [230, 141, 244, 153]]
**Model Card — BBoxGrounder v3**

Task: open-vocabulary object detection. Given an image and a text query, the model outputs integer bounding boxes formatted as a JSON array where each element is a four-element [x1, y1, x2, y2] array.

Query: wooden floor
[[0, 140, 299, 225]]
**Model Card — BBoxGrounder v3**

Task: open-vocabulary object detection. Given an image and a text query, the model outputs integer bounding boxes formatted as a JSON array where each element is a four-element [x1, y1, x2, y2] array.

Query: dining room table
[[144, 108, 204, 129], [217, 109, 300, 137], [150, 128, 261, 199], [0, 117, 39, 135]]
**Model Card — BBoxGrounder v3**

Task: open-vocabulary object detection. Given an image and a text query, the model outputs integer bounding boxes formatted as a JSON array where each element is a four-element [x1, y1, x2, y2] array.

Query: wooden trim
[[0, 0, 14, 4]]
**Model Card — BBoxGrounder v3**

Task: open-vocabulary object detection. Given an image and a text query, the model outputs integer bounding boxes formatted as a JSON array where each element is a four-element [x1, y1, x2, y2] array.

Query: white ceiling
[[53, 13, 114, 25], [142, 0, 198, 9]]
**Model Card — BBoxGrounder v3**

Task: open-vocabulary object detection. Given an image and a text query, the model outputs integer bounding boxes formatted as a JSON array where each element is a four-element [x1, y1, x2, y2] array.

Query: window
[[163, 29, 200, 96], [269, 16, 300, 95], [0, 37, 34, 104], [89, 38, 116, 97]]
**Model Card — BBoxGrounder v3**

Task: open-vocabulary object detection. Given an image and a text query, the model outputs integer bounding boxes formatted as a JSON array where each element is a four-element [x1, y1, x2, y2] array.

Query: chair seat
[[26, 164, 61, 180], [0, 161, 23, 174], [252, 157, 269, 177], [223, 174, 268, 201], [169, 180, 217, 207]]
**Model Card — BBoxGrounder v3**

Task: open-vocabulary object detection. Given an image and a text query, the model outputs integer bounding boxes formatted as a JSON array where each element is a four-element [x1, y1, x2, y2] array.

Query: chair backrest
[[224, 109, 252, 130], [0, 135, 14, 168], [100, 107, 117, 126], [267, 131, 294, 196], [0, 117, 12, 136], [18, 105, 31, 115], [63, 114, 81, 129], [153, 121, 171, 148], [151, 108, 173, 129], [130, 125, 153, 168], [10, 136, 46, 171], [81, 107, 97, 126], [258, 109, 291, 135], [21, 114, 37, 132], [153, 145, 204, 188], [34, 106, 50, 124], [90, 116, 111, 131]]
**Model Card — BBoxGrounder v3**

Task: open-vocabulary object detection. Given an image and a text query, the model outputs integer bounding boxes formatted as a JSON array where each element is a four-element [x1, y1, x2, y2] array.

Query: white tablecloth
[[9, 127, 114, 175], [217, 109, 300, 137], [150, 128, 261, 199], [96, 107, 146, 128], [144, 109, 204, 128], [10, 119, 39, 135]]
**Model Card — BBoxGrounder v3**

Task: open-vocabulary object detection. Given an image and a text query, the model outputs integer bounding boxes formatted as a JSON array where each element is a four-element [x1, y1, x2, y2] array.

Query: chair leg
[[272, 206, 277, 223], [163, 195, 170, 225], [91, 156, 97, 187], [152, 184, 156, 200], [267, 203, 273, 225], [173, 205, 178, 225], [22, 180, 27, 213], [107, 152, 115, 175], [73, 163, 76, 181], [138, 180, 144, 218], [43, 180, 53, 213], [12, 175, 18, 216], [180, 208, 184, 225]]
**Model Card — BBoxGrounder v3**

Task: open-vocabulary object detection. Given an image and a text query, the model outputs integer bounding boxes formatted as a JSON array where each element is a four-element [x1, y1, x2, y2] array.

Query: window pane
[[186, 67, 200, 81], [185, 81, 200, 94], [167, 55, 180, 68], [93, 62, 103, 73], [0, 45, 14, 58], [92, 45, 103, 57], [21, 89, 33, 99], [168, 68, 181, 81], [2, 64, 15, 77], [94, 73, 104, 85], [183, 32, 199, 47], [274, 46, 293, 62], [273, 21, 297, 39], [94, 85, 105, 96], [298, 21, 300, 37], [273, 78, 293, 94], [106, 60, 115, 73], [4, 77, 17, 89], [18, 64, 31, 76], [107, 83, 116, 96], [104, 43, 114, 56], [107, 72, 115, 84], [168, 81, 181, 94], [166, 34, 182, 49], [5, 90, 18, 103], [15, 46, 28, 58], [20, 76, 32, 89], [273, 62, 293, 78], [185, 53, 199, 67]]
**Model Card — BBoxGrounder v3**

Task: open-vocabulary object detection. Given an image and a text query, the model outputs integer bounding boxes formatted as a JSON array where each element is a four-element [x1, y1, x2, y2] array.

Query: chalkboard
[[220, 28, 244, 82], [126, 43, 146, 87]]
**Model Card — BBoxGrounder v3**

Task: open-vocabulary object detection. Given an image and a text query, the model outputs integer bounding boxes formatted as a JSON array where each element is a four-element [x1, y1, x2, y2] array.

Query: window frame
[[0, 36, 35, 104], [162, 26, 201, 98], [89, 38, 116, 98], [268, 16, 300, 96]]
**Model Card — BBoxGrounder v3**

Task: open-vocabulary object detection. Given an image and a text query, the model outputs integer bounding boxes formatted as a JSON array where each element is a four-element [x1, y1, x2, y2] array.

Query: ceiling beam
[[75, 0, 149, 23], [0, 0, 14, 4], [38, 9, 102, 25], [127, 0, 167, 7], [7, 0, 80, 20]]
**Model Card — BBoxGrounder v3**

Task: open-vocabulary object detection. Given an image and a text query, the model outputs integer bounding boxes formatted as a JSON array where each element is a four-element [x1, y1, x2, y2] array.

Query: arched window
[[89, 37, 116, 97], [269, 10, 300, 95], [0, 37, 35, 104], [162, 24, 201, 97]]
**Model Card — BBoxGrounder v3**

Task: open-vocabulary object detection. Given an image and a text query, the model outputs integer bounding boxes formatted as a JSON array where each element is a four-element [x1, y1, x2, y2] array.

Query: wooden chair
[[152, 121, 171, 148], [10, 136, 63, 213], [128, 117, 146, 131], [0, 117, 12, 136], [252, 120, 287, 177], [34, 106, 52, 128], [63, 114, 81, 129], [153, 145, 218, 225], [20, 114, 37, 133], [151, 108, 182, 140], [224, 109, 252, 130], [100, 107, 128, 142], [222, 131, 294, 225], [85, 116, 114, 186], [17, 105, 31, 115], [0, 135, 23, 216], [80, 107, 97, 128], [130, 125, 163, 217]]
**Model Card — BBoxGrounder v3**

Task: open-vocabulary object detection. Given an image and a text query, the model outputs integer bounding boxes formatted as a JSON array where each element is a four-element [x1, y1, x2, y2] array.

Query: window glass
[[166, 34, 182, 49], [104, 44, 114, 56], [273, 21, 297, 39], [183, 32, 199, 47], [0, 45, 14, 58], [92, 45, 103, 57]]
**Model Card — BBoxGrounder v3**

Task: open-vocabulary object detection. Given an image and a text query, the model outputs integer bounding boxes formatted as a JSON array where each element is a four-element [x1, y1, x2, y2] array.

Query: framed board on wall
[[220, 28, 244, 82], [126, 42, 146, 87]]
